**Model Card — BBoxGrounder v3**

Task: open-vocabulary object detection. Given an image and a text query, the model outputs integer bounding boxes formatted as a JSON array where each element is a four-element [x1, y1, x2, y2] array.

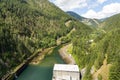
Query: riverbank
[[17, 46, 65, 80], [1, 48, 43, 80], [13, 43, 77, 80], [59, 44, 76, 64], [2, 43, 76, 80], [1, 47, 46, 80], [2, 44, 72, 80], [30, 47, 54, 65]]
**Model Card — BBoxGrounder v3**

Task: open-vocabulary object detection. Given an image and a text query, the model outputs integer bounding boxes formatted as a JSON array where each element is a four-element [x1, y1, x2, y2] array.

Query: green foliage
[[101, 13, 120, 31], [102, 29, 120, 80], [71, 13, 120, 80], [0, 0, 119, 79], [83, 66, 92, 80], [0, 26, 16, 53], [109, 62, 120, 80], [70, 21, 93, 68], [98, 74, 102, 80], [0, 0, 74, 77]]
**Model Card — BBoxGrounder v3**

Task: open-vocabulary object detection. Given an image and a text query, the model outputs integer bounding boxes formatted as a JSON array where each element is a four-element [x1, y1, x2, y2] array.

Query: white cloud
[[97, 0, 107, 4], [82, 3, 120, 19], [82, 10, 98, 18], [54, 0, 87, 11], [88, 3, 99, 9]]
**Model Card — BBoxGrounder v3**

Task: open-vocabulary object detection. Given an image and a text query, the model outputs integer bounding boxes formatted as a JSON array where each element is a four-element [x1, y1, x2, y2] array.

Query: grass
[[66, 43, 73, 54], [17, 46, 65, 80]]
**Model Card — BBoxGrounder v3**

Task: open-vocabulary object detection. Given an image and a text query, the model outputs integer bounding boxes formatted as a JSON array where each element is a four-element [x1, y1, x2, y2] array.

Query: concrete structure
[[52, 64, 80, 80]]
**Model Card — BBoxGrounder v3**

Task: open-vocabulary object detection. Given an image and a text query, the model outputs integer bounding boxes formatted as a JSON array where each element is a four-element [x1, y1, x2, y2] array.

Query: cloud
[[97, 0, 107, 4], [82, 10, 98, 18], [53, 0, 87, 11], [82, 3, 120, 19]]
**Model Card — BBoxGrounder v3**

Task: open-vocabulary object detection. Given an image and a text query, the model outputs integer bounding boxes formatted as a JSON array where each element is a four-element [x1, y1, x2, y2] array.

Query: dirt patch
[[65, 20, 72, 27], [93, 55, 111, 80]]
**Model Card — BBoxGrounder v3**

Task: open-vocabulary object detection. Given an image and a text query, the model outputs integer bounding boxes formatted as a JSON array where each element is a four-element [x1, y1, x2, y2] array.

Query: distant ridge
[[66, 11, 86, 21], [100, 13, 120, 31], [66, 11, 102, 28]]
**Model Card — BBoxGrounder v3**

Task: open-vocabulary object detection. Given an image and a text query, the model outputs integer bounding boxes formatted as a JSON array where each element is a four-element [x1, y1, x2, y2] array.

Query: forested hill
[[0, 0, 91, 78], [100, 13, 120, 31], [69, 13, 120, 79], [95, 14, 120, 80], [2, 0, 119, 80]]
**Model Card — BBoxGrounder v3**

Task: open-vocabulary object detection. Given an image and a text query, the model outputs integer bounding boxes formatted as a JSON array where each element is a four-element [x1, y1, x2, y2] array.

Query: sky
[[49, 0, 120, 19]]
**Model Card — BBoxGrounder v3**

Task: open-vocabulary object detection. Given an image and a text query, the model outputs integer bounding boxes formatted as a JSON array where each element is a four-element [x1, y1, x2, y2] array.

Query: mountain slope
[[100, 13, 120, 31], [69, 12, 120, 80], [0, 0, 73, 78], [0, 0, 93, 78], [66, 11, 101, 28], [67, 11, 85, 21], [82, 18, 101, 28], [98, 14, 120, 80]]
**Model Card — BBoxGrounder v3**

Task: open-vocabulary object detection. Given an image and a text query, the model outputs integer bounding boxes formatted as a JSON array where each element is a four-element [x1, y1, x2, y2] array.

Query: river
[[17, 46, 65, 80]]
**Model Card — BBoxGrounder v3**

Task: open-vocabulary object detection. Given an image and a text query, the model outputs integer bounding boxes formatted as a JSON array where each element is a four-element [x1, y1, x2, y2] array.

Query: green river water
[[17, 46, 65, 80]]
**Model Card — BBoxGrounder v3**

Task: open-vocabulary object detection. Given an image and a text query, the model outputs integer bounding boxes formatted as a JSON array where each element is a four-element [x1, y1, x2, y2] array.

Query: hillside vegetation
[[0, 0, 119, 80], [70, 13, 120, 80], [101, 13, 120, 31], [0, 0, 75, 78]]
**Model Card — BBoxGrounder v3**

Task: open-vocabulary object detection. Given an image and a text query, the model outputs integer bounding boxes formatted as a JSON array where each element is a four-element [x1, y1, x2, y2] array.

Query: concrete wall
[[52, 70, 80, 80]]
